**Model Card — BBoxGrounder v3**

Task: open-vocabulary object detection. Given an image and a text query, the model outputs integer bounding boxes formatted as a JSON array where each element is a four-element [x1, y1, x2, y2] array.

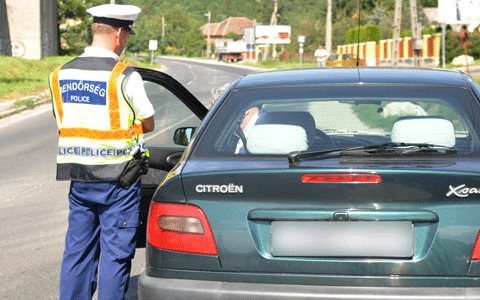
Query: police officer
[[49, 4, 154, 300]]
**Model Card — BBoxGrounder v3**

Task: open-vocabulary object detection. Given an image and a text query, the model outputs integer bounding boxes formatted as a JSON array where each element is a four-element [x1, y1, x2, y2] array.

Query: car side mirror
[[173, 127, 197, 146]]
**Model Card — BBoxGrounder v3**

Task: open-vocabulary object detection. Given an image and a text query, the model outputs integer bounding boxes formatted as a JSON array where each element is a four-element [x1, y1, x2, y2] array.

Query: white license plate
[[271, 221, 414, 258]]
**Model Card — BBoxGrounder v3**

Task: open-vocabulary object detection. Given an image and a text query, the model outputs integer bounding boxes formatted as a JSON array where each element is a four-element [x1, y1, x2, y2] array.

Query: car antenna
[[356, 0, 361, 67]]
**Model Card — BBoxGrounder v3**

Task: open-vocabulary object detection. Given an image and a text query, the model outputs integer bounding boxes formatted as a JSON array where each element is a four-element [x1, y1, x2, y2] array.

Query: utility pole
[[263, 0, 278, 61], [410, 0, 422, 67], [391, 0, 422, 67], [205, 11, 211, 58], [326, 0, 332, 55], [391, 0, 402, 66], [162, 16, 166, 39], [442, 17, 446, 68], [272, 0, 278, 58]]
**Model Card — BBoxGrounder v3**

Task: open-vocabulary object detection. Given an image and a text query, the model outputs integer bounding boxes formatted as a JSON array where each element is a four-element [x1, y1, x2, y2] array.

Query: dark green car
[[138, 67, 480, 299]]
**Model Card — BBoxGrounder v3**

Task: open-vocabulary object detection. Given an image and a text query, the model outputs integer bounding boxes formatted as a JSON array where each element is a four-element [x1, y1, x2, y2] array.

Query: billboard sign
[[255, 25, 291, 44], [438, 0, 480, 24]]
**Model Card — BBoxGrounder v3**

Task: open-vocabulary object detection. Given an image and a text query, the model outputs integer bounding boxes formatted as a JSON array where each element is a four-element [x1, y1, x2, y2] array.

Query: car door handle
[[248, 209, 439, 222], [166, 152, 183, 166]]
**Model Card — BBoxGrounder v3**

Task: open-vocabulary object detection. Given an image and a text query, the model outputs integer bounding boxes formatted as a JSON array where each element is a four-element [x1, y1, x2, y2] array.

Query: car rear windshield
[[193, 85, 480, 157]]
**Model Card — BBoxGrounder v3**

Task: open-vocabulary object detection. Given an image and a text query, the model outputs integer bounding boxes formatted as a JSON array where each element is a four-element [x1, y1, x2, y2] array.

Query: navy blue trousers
[[60, 180, 141, 300]]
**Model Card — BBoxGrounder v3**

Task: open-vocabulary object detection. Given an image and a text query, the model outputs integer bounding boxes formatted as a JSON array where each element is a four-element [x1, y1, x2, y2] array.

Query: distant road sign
[[149, 40, 158, 51], [298, 35, 305, 44]]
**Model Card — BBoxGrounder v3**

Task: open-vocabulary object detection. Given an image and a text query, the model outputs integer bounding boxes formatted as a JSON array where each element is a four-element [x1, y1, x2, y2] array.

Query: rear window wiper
[[288, 143, 457, 164], [340, 142, 457, 156], [288, 148, 346, 164]]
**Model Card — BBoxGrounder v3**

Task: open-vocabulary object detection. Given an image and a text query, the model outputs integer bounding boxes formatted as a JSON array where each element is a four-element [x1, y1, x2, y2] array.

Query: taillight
[[147, 202, 218, 255], [471, 230, 480, 260], [301, 174, 381, 183]]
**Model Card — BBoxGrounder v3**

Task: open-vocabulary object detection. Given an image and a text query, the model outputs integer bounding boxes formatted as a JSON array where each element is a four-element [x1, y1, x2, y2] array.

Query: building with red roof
[[201, 17, 256, 42]]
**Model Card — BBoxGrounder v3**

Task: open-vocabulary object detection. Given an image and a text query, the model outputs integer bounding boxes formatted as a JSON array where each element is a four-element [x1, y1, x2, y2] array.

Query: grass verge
[[0, 54, 159, 102], [0, 56, 74, 100]]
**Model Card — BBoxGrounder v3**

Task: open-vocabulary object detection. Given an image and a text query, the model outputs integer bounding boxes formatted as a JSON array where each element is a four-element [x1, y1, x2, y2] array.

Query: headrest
[[261, 111, 316, 146], [246, 124, 308, 154], [391, 116, 455, 147]]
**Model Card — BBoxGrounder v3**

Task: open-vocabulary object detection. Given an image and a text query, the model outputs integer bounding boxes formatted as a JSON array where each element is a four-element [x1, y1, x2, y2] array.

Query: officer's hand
[[142, 116, 155, 133]]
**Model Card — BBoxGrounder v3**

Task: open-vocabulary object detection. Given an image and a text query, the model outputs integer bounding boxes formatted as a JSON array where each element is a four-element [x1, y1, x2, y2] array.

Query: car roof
[[234, 67, 470, 90]]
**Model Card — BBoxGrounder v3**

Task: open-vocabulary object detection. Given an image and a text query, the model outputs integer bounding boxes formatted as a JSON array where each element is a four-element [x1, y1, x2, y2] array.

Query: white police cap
[[87, 4, 141, 35]]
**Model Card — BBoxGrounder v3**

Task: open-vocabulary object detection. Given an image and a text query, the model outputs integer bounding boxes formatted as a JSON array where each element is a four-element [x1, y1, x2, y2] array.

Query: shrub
[[224, 32, 241, 41], [345, 25, 382, 44], [444, 29, 480, 63]]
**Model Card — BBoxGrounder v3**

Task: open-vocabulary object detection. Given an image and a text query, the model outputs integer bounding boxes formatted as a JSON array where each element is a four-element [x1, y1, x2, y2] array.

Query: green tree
[[444, 29, 480, 63], [346, 27, 359, 44], [58, 0, 118, 55], [376, 0, 430, 37], [366, 25, 382, 43], [126, 5, 198, 56], [420, 0, 438, 8], [183, 23, 207, 57], [224, 32, 241, 41], [345, 25, 382, 44], [126, 14, 162, 54]]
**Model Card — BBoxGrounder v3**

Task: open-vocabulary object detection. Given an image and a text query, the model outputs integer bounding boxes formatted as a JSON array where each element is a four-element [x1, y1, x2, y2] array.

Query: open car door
[[134, 67, 208, 247]]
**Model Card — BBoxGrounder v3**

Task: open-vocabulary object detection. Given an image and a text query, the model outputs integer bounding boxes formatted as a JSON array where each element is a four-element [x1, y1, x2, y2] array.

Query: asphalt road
[[0, 57, 255, 300]]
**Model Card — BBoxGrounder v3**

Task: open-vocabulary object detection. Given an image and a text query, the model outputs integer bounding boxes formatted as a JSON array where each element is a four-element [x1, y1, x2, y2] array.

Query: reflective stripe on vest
[[51, 65, 64, 127], [51, 60, 145, 181]]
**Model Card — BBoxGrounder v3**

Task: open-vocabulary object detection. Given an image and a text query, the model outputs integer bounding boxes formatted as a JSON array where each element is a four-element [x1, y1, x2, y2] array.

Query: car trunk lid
[[181, 158, 480, 276]]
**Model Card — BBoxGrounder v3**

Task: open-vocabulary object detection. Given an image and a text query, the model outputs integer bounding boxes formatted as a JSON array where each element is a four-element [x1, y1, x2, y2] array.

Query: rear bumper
[[138, 272, 480, 300]]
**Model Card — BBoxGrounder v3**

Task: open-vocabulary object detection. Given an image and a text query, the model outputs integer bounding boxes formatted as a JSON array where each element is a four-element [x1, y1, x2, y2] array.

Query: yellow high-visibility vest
[[49, 57, 146, 181]]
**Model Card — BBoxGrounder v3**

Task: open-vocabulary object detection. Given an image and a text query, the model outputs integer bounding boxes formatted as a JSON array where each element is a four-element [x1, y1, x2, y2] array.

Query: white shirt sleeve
[[123, 71, 155, 119], [235, 112, 260, 154]]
